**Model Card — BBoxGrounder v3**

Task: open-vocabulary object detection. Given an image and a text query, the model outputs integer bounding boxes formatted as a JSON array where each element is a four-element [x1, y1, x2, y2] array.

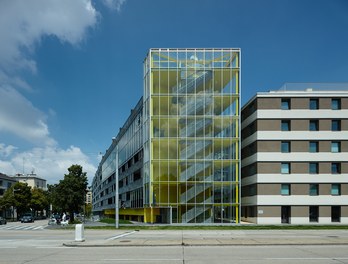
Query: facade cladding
[[92, 48, 241, 224], [241, 86, 348, 224]]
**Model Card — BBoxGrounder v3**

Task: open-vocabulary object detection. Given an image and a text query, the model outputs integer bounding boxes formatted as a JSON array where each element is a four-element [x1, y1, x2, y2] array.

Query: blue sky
[[0, 0, 347, 184]]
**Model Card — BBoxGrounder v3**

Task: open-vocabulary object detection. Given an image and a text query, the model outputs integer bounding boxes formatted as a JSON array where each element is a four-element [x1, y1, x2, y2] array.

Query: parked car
[[21, 213, 34, 223], [0, 217, 7, 225]]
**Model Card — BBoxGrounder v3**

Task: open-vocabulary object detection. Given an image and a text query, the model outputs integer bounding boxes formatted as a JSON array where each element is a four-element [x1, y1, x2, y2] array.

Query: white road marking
[[107, 230, 138, 241]]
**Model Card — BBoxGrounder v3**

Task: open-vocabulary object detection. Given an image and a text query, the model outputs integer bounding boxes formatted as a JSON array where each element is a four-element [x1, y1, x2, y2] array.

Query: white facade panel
[[256, 217, 281, 225], [242, 152, 348, 167], [257, 195, 348, 206], [242, 174, 348, 184], [242, 109, 348, 129], [242, 131, 348, 148]]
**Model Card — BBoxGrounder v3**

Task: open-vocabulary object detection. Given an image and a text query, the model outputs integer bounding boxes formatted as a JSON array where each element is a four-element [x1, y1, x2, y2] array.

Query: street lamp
[[112, 139, 119, 229], [12, 188, 20, 221]]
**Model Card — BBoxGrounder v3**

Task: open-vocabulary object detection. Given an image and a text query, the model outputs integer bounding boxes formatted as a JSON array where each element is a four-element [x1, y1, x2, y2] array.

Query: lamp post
[[12, 188, 20, 221], [113, 141, 119, 229]]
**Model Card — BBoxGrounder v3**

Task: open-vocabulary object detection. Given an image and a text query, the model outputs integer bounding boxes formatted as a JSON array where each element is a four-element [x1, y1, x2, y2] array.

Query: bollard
[[75, 224, 85, 242]]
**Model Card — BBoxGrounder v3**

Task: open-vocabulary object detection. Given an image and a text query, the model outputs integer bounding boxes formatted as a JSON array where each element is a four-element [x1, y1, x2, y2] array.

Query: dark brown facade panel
[[342, 162, 348, 174], [257, 119, 279, 131], [319, 184, 331, 195], [258, 141, 279, 152], [292, 206, 308, 217], [257, 162, 280, 174], [342, 141, 348, 152], [320, 206, 330, 218], [342, 120, 348, 131], [342, 184, 348, 195], [291, 120, 309, 131], [291, 98, 308, 109], [291, 162, 308, 174], [342, 206, 348, 217], [257, 184, 279, 195], [319, 98, 331, 109], [257, 206, 280, 217], [291, 184, 308, 195], [319, 141, 331, 152], [320, 119, 331, 131], [342, 98, 348, 109], [257, 97, 280, 109], [320, 163, 331, 174], [292, 141, 308, 152]]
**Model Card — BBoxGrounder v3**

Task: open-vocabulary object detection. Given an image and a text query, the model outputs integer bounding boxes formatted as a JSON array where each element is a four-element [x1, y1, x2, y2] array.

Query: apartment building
[[92, 48, 241, 224], [241, 86, 348, 224]]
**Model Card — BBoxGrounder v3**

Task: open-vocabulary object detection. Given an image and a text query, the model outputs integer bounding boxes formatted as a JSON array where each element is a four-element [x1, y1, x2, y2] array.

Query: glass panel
[[281, 184, 290, 195], [281, 121, 290, 131], [331, 184, 340, 195], [310, 99, 319, 109], [332, 120, 341, 131], [332, 99, 341, 110], [281, 142, 290, 153], [309, 142, 318, 152], [309, 163, 318, 174], [309, 184, 318, 196], [331, 142, 340, 153], [281, 163, 290, 174], [281, 99, 290, 110]]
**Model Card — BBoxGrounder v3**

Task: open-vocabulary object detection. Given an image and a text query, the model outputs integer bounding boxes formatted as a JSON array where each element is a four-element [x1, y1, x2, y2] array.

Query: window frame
[[309, 120, 319, 131], [281, 141, 291, 153], [281, 163, 290, 174], [331, 120, 341, 131], [281, 120, 291, 131], [309, 141, 319, 153], [281, 98, 291, 110], [331, 141, 341, 153], [281, 184, 291, 196], [331, 184, 341, 196], [309, 162, 319, 174], [331, 98, 341, 110], [309, 98, 319, 110], [309, 184, 319, 196], [331, 163, 341, 174]]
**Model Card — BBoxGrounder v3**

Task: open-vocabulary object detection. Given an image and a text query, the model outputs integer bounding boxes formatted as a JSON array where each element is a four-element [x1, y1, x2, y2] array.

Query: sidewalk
[[63, 229, 348, 247]]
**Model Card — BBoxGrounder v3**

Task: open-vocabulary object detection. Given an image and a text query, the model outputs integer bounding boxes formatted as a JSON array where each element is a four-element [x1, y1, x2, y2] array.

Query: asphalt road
[[1, 221, 348, 263]]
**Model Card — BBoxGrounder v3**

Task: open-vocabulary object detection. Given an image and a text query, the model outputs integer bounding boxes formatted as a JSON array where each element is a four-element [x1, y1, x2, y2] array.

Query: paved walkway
[[63, 229, 348, 247]]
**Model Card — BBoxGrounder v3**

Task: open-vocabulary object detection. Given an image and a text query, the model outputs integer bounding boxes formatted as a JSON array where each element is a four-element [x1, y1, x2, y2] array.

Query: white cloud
[[0, 145, 97, 184], [0, 0, 99, 73], [101, 0, 126, 11], [0, 85, 56, 146], [0, 143, 17, 157]]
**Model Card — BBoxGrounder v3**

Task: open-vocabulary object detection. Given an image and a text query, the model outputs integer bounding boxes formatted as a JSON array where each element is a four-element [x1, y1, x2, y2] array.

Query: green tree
[[30, 188, 49, 217], [51, 165, 88, 222]]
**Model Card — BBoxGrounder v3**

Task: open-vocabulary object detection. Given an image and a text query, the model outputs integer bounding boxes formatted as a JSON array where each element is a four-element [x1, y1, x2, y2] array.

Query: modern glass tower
[[143, 48, 241, 223]]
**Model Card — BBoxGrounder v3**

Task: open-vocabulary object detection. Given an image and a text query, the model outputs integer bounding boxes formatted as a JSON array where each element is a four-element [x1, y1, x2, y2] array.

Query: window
[[310, 98, 319, 110], [309, 206, 319, 222], [309, 141, 319, 152], [331, 206, 341, 222], [309, 120, 319, 131], [281, 184, 291, 195], [309, 163, 319, 174], [331, 163, 341, 174], [281, 120, 291, 131], [309, 184, 319, 196], [281, 141, 291, 153], [331, 142, 341, 153], [332, 120, 341, 131], [281, 98, 291, 110], [331, 184, 341, 195], [281, 163, 290, 174], [332, 98, 341, 110]]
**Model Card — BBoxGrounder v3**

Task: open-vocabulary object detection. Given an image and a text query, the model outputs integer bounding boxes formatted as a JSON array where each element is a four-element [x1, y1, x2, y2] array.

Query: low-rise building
[[241, 84, 348, 224]]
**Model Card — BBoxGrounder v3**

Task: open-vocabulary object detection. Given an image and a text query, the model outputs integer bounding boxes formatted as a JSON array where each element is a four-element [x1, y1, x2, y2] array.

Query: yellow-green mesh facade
[[143, 48, 240, 223]]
